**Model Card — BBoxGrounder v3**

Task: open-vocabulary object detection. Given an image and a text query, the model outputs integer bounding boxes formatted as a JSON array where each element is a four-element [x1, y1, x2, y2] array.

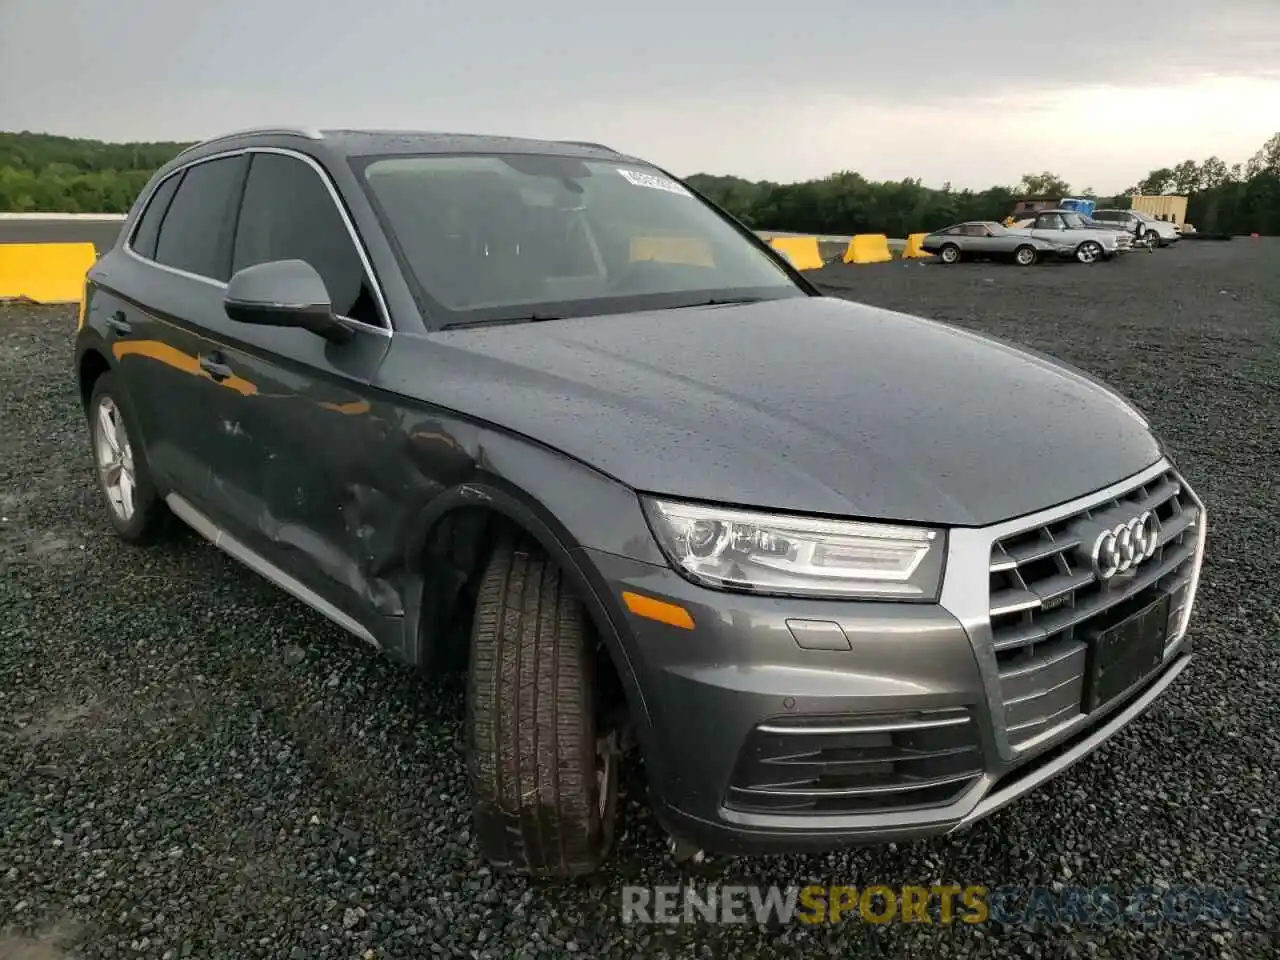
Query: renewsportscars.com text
[[621, 883, 1253, 927]]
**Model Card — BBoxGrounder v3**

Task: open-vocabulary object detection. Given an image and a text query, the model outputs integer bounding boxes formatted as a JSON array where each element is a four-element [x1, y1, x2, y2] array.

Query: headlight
[[640, 497, 946, 601]]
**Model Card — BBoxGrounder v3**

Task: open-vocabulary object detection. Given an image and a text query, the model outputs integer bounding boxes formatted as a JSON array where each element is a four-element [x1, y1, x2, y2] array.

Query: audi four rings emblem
[[1090, 511, 1160, 580]]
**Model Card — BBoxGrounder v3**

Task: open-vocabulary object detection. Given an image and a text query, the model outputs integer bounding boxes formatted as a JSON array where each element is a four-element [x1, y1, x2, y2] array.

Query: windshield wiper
[[441, 313, 564, 330], [654, 296, 767, 311]]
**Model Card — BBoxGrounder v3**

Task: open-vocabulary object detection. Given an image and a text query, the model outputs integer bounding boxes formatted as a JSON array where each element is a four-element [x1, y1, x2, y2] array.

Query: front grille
[[988, 469, 1199, 749], [725, 708, 983, 815]]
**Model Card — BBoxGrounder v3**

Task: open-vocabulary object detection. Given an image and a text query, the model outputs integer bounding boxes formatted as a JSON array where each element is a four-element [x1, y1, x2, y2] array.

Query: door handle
[[199, 352, 233, 382], [105, 311, 131, 335]]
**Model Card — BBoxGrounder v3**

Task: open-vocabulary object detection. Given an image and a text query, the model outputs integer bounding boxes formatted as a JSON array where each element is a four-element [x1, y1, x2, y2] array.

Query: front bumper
[[596, 459, 1205, 854]]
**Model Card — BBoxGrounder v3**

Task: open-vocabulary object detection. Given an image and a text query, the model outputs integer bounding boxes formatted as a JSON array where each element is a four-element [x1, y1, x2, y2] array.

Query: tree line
[[2, 129, 1278, 235], [0, 132, 193, 214], [687, 132, 1279, 237]]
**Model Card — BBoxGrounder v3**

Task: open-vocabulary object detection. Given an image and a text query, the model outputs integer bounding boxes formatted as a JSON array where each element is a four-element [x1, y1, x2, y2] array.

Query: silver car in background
[[922, 221, 1057, 266], [1012, 209, 1132, 262], [1093, 209, 1181, 247]]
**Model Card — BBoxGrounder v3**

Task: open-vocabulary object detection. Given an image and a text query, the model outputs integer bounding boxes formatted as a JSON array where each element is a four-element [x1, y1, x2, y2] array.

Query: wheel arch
[[77, 345, 113, 412], [398, 461, 662, 782]]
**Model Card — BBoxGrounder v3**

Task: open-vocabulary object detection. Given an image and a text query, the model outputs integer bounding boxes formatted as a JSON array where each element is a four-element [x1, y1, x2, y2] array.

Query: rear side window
[[129, 173, 181, 259], [231, 153, 382, 326], [154, 156, 245, 281]]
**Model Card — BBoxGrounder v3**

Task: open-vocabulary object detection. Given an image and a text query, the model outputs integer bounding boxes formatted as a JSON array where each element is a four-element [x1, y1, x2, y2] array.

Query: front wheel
[[466, 536, 619, 878], [1075, 241, 1104, 264], [939, 243, 961, 264], [1014, 244, 1038, 266]]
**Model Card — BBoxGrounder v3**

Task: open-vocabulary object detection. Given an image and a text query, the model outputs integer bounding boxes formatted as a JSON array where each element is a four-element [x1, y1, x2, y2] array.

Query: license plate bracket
[[1082, 592, 1171, 712]]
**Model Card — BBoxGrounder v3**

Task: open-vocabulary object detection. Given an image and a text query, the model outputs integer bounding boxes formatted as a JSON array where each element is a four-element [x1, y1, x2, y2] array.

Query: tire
[[1143, 229, 1159, 249], [87, 372, 167, 542], [939, 243, 961, 264], [466, 535, 619, 878], [1075, 241, 1103, 264], [1014, 244, 1038, 266]]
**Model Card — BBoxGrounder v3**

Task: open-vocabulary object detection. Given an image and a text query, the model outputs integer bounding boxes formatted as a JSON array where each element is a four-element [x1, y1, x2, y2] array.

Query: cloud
[[1, 0, 1277, 190]]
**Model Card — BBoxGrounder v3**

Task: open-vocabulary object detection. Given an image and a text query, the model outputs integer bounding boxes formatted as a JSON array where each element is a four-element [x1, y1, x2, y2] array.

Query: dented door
[[198, 321, 392, 622]]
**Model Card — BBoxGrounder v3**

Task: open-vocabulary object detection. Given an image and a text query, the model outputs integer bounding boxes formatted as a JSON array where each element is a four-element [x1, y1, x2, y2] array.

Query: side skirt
[[165, 492, 380, 649]]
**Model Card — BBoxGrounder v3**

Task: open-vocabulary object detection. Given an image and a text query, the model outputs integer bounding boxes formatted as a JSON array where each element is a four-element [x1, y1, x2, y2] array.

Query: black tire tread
[[466, 536, 608, 877]]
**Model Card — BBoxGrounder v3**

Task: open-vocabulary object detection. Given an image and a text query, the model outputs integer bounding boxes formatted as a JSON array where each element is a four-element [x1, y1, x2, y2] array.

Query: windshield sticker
[[617, 168, 693, 197]]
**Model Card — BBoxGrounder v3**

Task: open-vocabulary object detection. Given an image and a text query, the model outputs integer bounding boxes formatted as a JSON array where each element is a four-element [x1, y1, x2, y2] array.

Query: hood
[[420, 296, 1162, 527]]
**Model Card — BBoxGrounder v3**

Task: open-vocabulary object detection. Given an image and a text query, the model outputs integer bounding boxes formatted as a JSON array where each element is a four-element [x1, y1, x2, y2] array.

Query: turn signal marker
[[621, 591, 695, 630]]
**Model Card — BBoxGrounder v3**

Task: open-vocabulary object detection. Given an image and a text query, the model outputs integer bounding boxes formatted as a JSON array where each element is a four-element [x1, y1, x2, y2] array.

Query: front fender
[[397, 428, 667, 787]]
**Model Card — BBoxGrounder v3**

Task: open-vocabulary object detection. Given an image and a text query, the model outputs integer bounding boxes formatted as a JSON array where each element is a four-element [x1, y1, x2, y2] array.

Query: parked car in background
[[1010, 209, 1132, 262], [1092, 209, 1180, 247], [922, 221, 1054, 266]]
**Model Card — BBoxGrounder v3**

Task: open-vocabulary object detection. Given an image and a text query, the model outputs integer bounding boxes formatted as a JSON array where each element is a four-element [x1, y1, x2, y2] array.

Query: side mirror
[[224, 259, 352, 343]]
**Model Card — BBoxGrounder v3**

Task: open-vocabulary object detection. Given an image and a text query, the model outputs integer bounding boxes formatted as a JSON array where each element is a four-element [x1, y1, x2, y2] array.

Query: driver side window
[[232, 153, 383, 327]]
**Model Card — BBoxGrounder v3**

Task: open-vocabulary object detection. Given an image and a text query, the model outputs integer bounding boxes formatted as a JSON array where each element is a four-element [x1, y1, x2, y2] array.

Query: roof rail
[[175, 126, 324, 158], [558, 139, 617, 153]]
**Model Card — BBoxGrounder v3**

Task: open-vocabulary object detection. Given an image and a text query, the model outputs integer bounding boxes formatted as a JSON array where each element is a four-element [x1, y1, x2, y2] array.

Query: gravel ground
[[2, 240, 1278, 959]]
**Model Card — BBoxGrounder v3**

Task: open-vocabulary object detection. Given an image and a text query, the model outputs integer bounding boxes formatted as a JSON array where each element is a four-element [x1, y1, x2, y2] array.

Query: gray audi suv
[[73, 127, 1207, 879]]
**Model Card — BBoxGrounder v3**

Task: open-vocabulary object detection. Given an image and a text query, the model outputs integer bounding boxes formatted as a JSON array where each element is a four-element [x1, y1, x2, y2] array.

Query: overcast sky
[[2, 0, 1278, 192]]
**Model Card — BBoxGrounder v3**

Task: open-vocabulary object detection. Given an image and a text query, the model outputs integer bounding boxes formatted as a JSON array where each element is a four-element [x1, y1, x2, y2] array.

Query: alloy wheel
[[596, 729, 618, 819], [93, 395, 136, 522]]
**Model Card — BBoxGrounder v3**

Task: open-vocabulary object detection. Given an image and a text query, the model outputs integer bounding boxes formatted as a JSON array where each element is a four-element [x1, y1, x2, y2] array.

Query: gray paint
[[414, 295, 1162, 526], [72, 128, 1204, 858]]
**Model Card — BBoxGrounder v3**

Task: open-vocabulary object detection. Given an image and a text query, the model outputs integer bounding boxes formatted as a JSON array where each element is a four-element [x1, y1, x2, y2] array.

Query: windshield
[[1061, 212, 1088, 229], [354, 153, 803, 325]]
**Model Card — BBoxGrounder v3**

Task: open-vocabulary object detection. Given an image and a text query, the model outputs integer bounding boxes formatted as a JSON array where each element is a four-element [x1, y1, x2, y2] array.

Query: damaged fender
[[395, 424, 666, 787]]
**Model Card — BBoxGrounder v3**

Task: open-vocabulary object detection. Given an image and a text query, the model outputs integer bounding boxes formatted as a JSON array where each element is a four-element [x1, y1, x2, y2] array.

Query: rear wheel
[[939, 243, 961, 264], [465, 536, 619, 878], [88, 372, 167, 542], [1075, 241, 1103, 264], [1014, 244, 1038, 266]]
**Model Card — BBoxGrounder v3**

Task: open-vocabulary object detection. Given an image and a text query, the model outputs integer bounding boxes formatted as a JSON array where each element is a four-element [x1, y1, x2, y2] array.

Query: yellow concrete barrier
[[768, 235, 824, 271], [631, 235, 715, 267], [901, 232, 932, 259], [842, 234, 893, 264], [0, 242, 97, 304]]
